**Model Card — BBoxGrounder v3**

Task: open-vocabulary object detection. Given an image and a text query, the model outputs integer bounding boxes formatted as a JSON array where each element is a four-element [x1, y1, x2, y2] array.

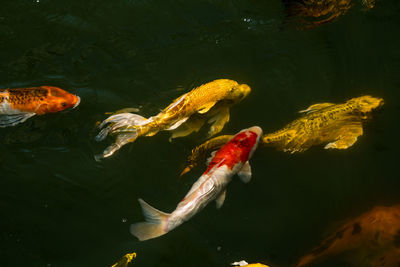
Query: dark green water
[[1, 1, 400, 266]]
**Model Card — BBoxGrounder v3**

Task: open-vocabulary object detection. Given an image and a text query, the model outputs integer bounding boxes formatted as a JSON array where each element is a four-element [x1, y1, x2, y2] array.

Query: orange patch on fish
[[0, 86, 80, 127]]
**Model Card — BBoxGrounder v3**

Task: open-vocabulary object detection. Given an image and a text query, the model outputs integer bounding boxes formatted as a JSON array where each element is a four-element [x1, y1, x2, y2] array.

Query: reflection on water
[[0, 0, 400, 266]]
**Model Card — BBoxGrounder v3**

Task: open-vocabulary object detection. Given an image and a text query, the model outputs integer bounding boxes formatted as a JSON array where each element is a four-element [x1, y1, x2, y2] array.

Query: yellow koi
[[95, 79, 250, 159], [111, 252, 136, 267], [181, 95, 383, 175]]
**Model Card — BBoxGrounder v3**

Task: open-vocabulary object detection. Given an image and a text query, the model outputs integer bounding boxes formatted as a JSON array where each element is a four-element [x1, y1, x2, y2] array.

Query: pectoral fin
[[299, 103, 334, 114], [169, 116, 205, 141], [324, 122, 363, 150], [0, 113, 36, 127], [198, 102, 216, 114], [166, 117, 189, 130], [238, 161, 252, 183], [215, 189, 227, 209], [207, 106, 230, 137]]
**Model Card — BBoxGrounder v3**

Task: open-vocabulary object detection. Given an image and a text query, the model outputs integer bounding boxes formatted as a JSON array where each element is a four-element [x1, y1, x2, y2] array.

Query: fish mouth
[[247, 126, 263, 136], [73, 96, 81, 109]]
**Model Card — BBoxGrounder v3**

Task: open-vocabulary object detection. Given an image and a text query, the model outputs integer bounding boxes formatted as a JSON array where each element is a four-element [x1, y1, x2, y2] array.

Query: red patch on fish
[[204, 130, 259, 174]]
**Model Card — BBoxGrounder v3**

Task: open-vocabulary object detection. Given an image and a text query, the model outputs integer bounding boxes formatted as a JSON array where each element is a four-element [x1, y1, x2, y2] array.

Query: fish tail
[[95, 112, 150, 159], [94, 132, 139, 160], [95, 113, 148, 141], [130, 198, 170, 241]]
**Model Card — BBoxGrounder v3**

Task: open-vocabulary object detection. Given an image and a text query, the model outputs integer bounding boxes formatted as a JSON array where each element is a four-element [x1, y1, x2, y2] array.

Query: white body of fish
[[130, 126, 263, 241]]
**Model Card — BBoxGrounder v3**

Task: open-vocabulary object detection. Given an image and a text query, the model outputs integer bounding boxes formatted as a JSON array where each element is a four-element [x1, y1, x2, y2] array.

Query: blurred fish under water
[[294, 204, 400, 267], [282, 0, 376, 28]]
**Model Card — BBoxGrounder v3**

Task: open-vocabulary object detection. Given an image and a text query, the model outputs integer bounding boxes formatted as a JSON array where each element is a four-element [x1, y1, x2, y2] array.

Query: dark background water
[[1, 0, 399, 266]]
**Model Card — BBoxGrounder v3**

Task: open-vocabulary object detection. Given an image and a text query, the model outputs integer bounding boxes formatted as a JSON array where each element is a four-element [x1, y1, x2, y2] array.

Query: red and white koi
[[0, 86, 80, 127], [130, 126, 263, 241]]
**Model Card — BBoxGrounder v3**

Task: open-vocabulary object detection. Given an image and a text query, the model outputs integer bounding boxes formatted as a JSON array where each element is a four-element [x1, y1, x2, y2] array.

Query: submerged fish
[[130, 126, 263, 241], [95, 79, 251, 159], [283, 0, 375, 28], [295, 204, 400, 267], [111, 252, 136, 267], [181, 96, 383, 175], [231, 261, 270, 267], [0, 86, 80, 127]]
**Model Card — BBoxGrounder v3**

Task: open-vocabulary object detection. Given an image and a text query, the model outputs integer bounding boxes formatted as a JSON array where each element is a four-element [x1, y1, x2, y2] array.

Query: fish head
[[227, 83, 251, 103], [204, 126, 262, 175], [35, 86, 81, 115], [228, 126, 263, 164], [238, 126, 263, 160], [350, 95, 384, 113]]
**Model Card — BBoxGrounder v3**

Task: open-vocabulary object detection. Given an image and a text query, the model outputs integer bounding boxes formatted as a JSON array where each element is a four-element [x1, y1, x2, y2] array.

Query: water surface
[[1, 0, 400, 266]]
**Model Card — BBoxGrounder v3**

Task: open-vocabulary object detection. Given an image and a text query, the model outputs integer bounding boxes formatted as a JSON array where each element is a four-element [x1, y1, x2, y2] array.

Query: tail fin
[[95, 113, 148, 159], [95, 113, 147, 141], [95, 132, 138, 160], [130, 198, 170, 241]]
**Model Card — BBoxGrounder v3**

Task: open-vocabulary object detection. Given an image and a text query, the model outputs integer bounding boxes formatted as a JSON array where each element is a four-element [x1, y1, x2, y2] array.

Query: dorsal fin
[[299, 103, 334, 114]]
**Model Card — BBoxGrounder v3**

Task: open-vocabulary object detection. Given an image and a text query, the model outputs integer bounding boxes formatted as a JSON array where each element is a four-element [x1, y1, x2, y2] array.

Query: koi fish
[[231, 261, 270, 267], [295, 204, 400, 267], [95, 79, 251, 159], [0, 86, 80, 127], [111, 252, 136, 267], [130, 126, 263, 241], [180, 95, 383, 175], [283, 0, 375, 28]]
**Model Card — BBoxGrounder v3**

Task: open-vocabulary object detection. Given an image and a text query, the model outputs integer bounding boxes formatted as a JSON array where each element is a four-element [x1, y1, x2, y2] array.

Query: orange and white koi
[[0, 86, 80, 127], [130, 126, 263, 241]]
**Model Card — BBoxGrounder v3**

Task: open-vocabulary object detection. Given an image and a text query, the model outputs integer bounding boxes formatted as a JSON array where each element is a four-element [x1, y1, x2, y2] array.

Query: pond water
[[1, 0, 400, 266]]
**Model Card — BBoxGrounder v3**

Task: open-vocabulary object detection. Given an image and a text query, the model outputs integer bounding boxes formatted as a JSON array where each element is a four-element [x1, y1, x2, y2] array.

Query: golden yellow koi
[[181, 95, 383, 175], [95, 79, 250, 159], [283, 0, 375, 28], [295, 204, 400, 267], [111, 252, 136, 267]]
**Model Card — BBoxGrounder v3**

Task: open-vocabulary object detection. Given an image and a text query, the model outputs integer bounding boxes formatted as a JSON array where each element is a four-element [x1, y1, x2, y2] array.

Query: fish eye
[[61, 102, 67, 107]]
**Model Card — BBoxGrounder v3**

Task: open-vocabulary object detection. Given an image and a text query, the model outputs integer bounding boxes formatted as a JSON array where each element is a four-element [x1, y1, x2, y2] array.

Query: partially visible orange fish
[[295, 204, 400, 267], [0, 86, 80, 127]]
